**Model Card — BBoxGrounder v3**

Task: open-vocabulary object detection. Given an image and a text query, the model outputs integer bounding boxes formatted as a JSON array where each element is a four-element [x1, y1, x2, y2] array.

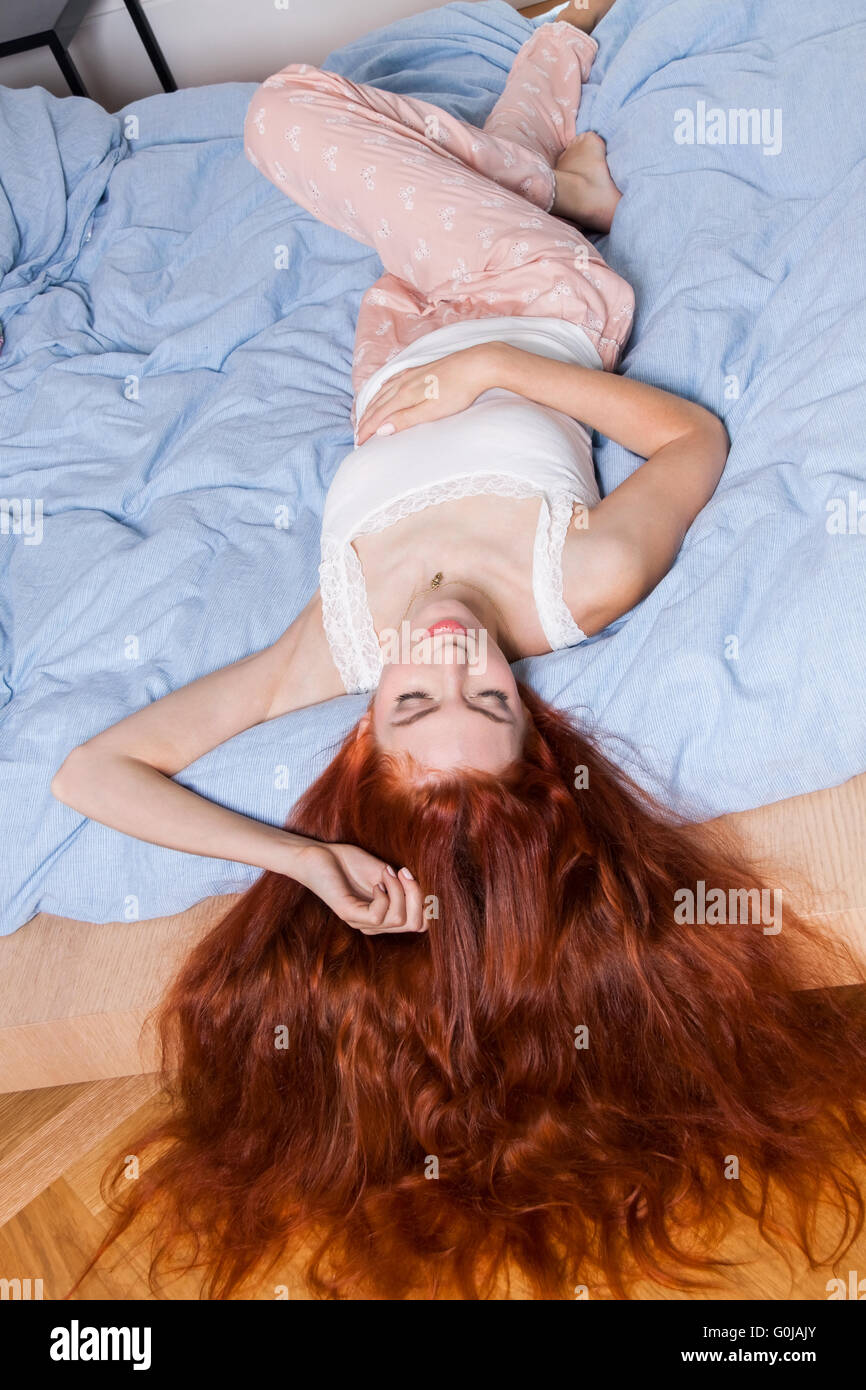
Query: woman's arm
[[356, 340, 727, 466], [50, 595, 424, 932], [491, 345, 729, 635], [50, 594, 333, 873], [494, 344, 727, 460]]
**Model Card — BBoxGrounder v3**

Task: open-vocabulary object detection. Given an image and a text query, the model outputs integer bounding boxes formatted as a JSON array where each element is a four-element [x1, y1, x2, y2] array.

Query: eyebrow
[[391, 696, 514, 729]]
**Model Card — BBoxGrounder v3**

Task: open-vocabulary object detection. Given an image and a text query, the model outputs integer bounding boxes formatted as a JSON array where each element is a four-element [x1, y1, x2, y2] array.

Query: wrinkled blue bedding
[[1, 0, 863, 929]]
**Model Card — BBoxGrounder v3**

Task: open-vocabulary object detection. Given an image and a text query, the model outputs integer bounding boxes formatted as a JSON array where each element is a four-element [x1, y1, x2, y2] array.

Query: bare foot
[[556, 0, 616, 34], [551, 131, 621, 233]]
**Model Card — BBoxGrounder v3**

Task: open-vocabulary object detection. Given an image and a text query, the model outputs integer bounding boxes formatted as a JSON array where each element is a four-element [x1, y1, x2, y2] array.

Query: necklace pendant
[[430, 572, 443, 589]]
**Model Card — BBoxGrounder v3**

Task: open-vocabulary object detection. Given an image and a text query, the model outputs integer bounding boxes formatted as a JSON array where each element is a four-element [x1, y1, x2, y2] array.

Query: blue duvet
[[1, 0, 864, 930]]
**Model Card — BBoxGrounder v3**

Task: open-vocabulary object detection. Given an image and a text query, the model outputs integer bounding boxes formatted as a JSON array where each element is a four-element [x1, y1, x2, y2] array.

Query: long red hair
[[77, 682, 866, 1298]]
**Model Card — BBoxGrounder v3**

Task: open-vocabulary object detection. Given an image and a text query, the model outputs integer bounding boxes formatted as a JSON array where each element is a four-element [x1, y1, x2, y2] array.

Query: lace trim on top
[[533, 491, 588, 650], [319, 473, 591, 694]]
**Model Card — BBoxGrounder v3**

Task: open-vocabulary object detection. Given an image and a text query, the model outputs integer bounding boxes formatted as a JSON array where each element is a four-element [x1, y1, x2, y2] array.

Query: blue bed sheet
[[1, 0, 864, 930]]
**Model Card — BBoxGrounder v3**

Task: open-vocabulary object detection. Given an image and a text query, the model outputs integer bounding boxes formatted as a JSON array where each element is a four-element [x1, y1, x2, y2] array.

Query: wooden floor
[[1, 1070, 865, 1300]]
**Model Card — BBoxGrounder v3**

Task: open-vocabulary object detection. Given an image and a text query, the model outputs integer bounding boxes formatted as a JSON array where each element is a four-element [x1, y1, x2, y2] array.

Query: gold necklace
[[398, 572, 508, 629]]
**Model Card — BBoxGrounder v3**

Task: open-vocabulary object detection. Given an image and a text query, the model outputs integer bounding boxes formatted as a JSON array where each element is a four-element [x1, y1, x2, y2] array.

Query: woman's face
[[364, 598, 528, 774]]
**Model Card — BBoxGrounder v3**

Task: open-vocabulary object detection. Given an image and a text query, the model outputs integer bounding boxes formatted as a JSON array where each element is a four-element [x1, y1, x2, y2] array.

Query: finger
[[357, 385, 420, 443], [358, 387, 399, 435], [365, 374, 408, 414], [356, 372, 413, 434], [358, 369, 428, 439], [344, 883, 391, 931], [380, 867, 428, 933], [397, 867, 427, 932], [374, 403, 431, 437], [375, 869, 411, 930]]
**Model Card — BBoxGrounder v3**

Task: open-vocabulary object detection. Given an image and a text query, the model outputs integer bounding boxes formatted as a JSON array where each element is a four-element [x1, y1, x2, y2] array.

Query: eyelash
[[397, 689, 509, 704]]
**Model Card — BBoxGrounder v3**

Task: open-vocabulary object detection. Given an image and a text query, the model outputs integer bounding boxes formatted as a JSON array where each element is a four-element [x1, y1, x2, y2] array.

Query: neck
[[358, 522, 524, 660], [403, 578, 519, 659]]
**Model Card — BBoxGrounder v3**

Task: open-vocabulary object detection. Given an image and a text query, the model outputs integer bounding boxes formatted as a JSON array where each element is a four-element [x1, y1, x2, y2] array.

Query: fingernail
[[376, 422, 395, 436], [399, 867, 414, 881], [385, 864, 397, 877]]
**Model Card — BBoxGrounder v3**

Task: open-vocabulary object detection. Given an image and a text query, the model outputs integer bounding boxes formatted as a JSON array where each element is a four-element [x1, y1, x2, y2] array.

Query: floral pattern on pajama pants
[[243, 20, 635, 408]]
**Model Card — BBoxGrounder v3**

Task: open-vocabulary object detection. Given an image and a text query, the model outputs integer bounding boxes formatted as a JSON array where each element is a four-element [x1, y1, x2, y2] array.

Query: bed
[[1, 0, 864, 1086]]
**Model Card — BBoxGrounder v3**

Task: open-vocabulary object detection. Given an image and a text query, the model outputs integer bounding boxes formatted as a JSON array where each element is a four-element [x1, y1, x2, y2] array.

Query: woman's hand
[[355, 343, 503, 445], [288, 839, 427, 935]]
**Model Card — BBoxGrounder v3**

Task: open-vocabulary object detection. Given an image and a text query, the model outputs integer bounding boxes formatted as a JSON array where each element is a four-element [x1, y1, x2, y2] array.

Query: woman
[[53, 4, 729, 933], [58, 3, 866, 1300]]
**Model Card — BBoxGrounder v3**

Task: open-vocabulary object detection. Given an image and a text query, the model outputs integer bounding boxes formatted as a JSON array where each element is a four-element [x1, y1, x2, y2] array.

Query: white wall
[[0, 0, 527, 112]]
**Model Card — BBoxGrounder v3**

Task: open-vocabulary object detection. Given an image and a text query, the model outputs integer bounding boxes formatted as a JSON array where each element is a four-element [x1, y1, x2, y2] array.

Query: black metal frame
[[120, 0, 176, 92], [0, 0, 177, 98]]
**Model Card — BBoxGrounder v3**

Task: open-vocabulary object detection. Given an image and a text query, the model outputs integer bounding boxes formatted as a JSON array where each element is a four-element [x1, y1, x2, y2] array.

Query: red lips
[[425, 620, 468, 636]]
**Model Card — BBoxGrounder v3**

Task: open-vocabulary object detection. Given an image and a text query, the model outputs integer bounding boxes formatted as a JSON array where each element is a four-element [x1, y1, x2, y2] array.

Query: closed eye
[[391, 689, 513, 727]]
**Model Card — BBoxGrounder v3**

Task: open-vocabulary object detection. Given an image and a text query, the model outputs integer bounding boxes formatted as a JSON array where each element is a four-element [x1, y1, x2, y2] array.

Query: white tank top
[[320, 316, 603, 694]]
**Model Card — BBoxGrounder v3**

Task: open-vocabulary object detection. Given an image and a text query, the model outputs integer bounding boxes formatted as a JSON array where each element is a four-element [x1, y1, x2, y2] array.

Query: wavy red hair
[[75, 682, 866, 1299]]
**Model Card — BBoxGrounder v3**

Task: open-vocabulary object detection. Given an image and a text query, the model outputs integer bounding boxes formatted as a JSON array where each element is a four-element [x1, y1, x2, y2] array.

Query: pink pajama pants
[[243, 20, 635, 404]]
